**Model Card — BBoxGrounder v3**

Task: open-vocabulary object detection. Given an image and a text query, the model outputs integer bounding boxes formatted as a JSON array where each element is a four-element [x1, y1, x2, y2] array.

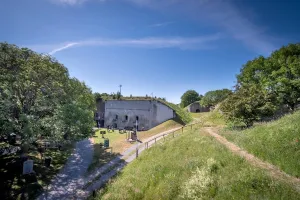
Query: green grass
[[220, 111, 300, 178], [88, 120, 183, 173], [158, 100, 193, 125], [88, 129, 122, 173], [93, 126, 299, 200], [191, 110, 226, 127]]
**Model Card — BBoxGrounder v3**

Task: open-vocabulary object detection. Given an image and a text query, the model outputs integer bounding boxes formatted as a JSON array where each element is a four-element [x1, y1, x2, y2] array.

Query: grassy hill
[[221, 111, 300, 178], [191, 110, 226, 127], [94, 125, 299, 199], [159, 100, 192, 125]]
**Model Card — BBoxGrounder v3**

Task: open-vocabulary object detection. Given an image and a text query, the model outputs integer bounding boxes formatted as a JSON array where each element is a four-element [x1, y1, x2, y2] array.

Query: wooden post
[[182, 127, 183, 133], [136, 148, 138, 158], [173, 132, 175, 138], [155, 138, 157, 144], [191, 124, 193, 130], [163, 135, 165, 141]]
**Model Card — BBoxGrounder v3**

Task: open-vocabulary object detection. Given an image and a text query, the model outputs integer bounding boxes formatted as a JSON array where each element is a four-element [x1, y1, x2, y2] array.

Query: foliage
[[0, 43, 95, 144], [237, 43, 300, 111], [221, 110, 300, 177], [221, 43, 300, 126], [95, 126, 299, 199], [180, 90, 200, 108], [200, 89, 232, 107], [220, 85, 277, 127]]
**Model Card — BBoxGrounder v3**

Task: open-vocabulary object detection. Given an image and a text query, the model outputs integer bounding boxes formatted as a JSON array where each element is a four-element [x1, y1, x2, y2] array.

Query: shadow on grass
[[87, 144, 121, 173], [0, 143, 73, 200]]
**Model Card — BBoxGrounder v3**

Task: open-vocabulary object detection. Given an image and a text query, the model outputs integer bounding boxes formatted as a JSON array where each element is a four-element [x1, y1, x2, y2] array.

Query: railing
[[138, 122, 203, 157]]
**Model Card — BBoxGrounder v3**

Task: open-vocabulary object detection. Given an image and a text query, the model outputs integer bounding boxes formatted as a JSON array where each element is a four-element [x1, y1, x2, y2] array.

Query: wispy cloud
[[50, 0, 89, 5], [124, 0, 277, 54], [29, 34, 222, 55], [49, 42, 79, 55], [47, 0, 276, 54], [148, 21, 174, 28]]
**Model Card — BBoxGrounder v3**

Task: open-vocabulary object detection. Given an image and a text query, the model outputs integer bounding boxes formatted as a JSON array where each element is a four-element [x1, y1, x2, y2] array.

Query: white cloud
[[50, 0, 89, 5], [49, 42, 79, 55], [148, 21, 174, 28], [29, 34, 221, 55], [124, 0, 277, 54], [47, 0, 276, 54]]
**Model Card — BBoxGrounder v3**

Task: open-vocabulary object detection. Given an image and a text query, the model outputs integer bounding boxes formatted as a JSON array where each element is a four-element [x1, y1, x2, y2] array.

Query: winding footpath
[[205, 127, 300, 193], [38, 127, 182, 200]]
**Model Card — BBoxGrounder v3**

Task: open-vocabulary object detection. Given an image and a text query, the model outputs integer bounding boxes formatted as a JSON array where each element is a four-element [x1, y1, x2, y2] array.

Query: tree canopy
[[200, 89, 232, 107], [180, 90, 200, 108], [221, 43, 300, 126], [0, 43, 95, 144]]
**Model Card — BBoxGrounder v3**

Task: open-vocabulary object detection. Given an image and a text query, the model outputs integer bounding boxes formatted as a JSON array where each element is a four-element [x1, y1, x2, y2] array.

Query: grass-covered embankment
[[221, 111, 300, 178], [191, 110, 226, 127], [94, 125, 299, 199]]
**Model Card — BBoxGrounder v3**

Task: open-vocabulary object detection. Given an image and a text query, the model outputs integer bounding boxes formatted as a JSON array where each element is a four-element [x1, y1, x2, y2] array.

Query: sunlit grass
[[221, 111, 300, 178], [93, 127, 299, 199], [88, 120, 183, 172]]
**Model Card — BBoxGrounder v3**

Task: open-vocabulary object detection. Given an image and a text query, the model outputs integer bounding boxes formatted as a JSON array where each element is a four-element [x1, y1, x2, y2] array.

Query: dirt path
[[204, 127, 300, 192]]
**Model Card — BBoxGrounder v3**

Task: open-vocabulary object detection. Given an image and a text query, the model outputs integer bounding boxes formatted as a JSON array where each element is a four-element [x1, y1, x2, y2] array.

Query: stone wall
[[187, 102, 210, 113], [103, 100, 174, 130]]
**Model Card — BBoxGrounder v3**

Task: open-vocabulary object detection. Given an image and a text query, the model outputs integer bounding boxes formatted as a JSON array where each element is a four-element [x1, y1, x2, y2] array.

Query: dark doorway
[[196, 109, 200, 113], [100, 120, 105, 128]]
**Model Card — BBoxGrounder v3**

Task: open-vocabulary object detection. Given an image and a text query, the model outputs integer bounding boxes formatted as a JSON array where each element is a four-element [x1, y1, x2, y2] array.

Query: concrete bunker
[[96, 99, 175, 131]]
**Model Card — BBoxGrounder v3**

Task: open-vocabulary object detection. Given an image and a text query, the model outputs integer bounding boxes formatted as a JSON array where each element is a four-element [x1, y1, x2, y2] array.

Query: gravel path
[[38, 127, 182, 200], [38, 139, 94, 200], [74, 127, 183, 199]]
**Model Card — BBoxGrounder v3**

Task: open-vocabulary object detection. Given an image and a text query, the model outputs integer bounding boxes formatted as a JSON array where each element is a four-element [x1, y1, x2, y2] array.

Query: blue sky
[[1, 0, 300, 103]]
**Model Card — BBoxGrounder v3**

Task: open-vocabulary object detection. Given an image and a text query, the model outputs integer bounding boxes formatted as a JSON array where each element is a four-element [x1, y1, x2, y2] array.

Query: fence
[[137, 121, 203, 158]]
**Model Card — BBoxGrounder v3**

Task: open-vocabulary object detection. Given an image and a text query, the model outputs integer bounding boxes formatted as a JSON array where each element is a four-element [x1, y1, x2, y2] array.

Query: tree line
[[180, 89, 231, 108], [220, 43, 300, 127], [0, 43, 95, 146], [180, 43, 300, 127]]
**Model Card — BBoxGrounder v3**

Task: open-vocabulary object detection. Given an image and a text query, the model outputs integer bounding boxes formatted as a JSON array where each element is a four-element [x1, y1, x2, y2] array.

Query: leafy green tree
[[220, 85, 277, 127], [200, 89, 232, 107], [237, 44, 300, 110], [0, 43, 95, 144], [180, 90, 200, 108]]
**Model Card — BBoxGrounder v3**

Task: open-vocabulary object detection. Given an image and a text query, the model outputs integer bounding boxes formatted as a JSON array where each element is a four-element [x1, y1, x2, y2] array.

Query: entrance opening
[[196, 109, 200, 113]]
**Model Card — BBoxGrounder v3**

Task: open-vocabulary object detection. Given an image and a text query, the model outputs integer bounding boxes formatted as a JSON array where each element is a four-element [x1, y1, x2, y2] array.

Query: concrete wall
[[187, 102, 210, 113], [104, 100, 174, 130]]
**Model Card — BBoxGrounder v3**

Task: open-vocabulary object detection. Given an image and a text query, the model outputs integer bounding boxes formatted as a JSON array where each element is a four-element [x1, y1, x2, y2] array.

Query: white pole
[[136, 119, 138, 158]]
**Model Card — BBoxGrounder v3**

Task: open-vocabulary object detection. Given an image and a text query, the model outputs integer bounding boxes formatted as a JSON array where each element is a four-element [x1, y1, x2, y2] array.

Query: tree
[[180, 90, 200, 108], [220, 85, 276, 127], [0, 43, 95, 144], [237, 44, 300, 111], [200, 89, 232, 107]]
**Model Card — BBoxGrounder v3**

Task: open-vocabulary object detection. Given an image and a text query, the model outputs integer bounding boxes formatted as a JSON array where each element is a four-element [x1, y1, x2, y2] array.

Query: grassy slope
[[221, 111, 300, 178], [157, 100, 193, 125], [95, 126, 299, 200], [88, 119, 183, 172], [191, 110, 226, 127]]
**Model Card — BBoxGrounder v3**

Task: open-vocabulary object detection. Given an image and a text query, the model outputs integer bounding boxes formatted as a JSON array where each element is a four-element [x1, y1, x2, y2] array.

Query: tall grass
[[191, 110, 226, 127], [94, 126, 299, 199], [221, 111, 300, 178]]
